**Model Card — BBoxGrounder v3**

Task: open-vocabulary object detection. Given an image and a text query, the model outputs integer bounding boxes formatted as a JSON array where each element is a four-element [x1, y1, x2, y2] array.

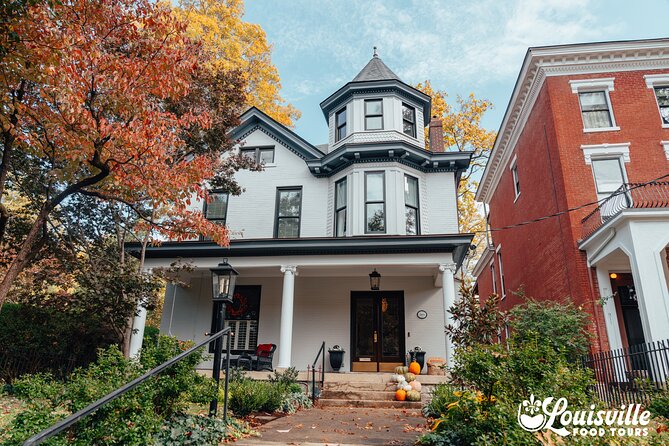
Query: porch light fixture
[[609, 273, 618, 279], [210, 259, 239, 303], [369, 269, 381, 291]]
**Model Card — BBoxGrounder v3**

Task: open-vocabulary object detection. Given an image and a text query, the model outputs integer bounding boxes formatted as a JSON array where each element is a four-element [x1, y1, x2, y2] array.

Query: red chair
[[240, 344, 276, 371]]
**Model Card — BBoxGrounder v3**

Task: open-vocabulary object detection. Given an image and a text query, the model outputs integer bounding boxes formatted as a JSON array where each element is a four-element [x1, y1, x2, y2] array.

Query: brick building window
[[578, 91, 614, 129], [490, 262, 497, 295], [653, 87, 669, 126], [497, 250, 506, 299], [511, 165, 520, 199]]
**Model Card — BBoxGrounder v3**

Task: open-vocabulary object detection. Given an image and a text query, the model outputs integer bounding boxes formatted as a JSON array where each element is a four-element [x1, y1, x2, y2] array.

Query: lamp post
[[369, 269, 381, 291], [209, 259, 238, 419]]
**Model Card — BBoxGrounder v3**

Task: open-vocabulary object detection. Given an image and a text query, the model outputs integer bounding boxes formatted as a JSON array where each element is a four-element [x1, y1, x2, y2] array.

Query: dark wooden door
[[351, 291, 405, 372]]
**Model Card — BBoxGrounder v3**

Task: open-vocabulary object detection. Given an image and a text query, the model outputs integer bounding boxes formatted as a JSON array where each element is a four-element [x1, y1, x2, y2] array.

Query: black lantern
[[210, 259, 239, 303], [369, 269, 381, 291]]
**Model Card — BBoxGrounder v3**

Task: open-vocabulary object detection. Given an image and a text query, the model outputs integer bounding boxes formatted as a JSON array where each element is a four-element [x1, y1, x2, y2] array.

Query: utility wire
[[476, 172, 669, 235]]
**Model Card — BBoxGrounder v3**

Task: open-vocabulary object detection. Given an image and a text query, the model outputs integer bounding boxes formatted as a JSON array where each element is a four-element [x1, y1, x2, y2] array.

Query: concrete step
[[320, 389, 401, 401], [318, 398, 423, 409], [322, 381, 396, 392]]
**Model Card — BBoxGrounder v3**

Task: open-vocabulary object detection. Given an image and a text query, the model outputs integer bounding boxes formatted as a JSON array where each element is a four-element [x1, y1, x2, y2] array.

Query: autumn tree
[[175, 0, 300, 127], [415, 81, 496, 276], [0, 0, 249, 308]]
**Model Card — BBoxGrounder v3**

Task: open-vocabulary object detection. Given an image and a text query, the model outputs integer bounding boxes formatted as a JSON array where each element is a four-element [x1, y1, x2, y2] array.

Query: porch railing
[[580, 339, 669, 407], [581, 181, 669, 240], [308, 341, 325, 402], [22, 327, 233, 446]]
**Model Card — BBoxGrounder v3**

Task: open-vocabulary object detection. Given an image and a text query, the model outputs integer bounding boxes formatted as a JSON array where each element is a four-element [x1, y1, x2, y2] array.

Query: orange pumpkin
[[408, 361, 421, 375], [395, 389, 407, 401]]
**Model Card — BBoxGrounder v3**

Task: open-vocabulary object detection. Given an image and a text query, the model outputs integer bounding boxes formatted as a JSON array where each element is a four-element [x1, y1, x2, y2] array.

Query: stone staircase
[[316, 373, 444, 409]]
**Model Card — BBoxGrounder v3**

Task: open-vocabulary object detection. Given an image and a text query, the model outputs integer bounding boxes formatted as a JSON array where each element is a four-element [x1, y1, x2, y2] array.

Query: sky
[[244, 0, 669, 145]]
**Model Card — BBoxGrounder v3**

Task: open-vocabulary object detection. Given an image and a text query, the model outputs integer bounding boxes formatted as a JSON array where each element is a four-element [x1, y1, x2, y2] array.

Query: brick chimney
[[429, 116, 444, 152]]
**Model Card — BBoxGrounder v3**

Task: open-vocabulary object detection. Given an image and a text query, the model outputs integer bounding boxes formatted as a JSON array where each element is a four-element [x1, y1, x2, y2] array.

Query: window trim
[[644, 74, 669, 128], [402, 102, 416, 138], [509, 155, 520, 202], [569, 78, 619, 132], [335, 107, 347, 142], [274, 186, 303, 239], [490, 261, 497, 295], [364, 99, 384, 131], [240, 146, 276, 165], [404, 174, 420, 235], [364, 171, 386, 234], [334, 177, 347, 237]]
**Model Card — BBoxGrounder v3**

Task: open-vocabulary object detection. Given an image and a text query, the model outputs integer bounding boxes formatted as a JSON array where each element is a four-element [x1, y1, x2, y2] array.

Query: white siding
[[425, 172, 459, 233]]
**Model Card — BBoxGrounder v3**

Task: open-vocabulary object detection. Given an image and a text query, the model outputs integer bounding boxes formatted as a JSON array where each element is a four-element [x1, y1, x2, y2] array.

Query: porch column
[[278, 265, 297, 368], [128, 304, 147, 358], [439, 263, 457, 367], [594, 266, 624, 351]]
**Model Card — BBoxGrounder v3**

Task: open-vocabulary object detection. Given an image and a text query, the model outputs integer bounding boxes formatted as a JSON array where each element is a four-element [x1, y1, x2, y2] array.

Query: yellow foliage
[[415, 81, 497, 277], [175, 0, 300, 126]]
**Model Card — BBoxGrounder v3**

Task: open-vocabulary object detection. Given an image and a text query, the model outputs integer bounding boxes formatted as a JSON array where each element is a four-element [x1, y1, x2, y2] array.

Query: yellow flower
[[454, 391, 462, 397], [447, 401, 459, 410]]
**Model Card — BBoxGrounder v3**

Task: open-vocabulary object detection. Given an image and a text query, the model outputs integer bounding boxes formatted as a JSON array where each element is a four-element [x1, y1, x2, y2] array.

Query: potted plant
[[408, 346, 426, 372], [328, 345, 345, 372]]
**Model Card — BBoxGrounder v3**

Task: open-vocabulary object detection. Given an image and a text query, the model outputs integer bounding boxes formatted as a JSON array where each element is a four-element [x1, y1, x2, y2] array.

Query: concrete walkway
[[234, 406, 427, 446]]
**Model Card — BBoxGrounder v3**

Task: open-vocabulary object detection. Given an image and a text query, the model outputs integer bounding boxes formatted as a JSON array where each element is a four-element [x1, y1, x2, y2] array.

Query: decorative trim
[[581, 143, 631, 164], [508, 154, 518, 170], [280, 265, 298, 275], [662, 141, 669, 160], [438, 263, 457, 274], [644, 74, 669, 88], [476, 39, 669, 203], [569, 77, 615, 93]]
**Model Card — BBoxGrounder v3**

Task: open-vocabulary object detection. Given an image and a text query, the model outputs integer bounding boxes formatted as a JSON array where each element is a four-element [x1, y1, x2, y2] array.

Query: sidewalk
[[234, 406, 426, 445]]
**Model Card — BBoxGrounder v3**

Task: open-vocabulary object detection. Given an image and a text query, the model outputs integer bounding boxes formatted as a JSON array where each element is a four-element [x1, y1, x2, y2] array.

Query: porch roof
[[128, 234, 474, 270]]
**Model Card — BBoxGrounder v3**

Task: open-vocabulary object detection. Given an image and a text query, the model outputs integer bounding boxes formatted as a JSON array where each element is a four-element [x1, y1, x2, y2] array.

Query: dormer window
[[241, 146, 275, 164], [402, 103, 416, 137], [336, 108, 347, 141], [365, 99, 383, 130]]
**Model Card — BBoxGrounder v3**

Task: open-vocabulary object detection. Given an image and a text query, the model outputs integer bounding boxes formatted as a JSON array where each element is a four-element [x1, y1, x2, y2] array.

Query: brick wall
[[479, 68, 669, 352]]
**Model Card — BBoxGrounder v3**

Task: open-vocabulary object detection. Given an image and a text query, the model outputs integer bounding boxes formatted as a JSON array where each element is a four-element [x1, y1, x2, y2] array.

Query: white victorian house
[[128, 53, 473, 372]]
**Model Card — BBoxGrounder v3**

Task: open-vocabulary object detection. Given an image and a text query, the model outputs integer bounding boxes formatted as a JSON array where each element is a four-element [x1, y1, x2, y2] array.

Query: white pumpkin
[[403, 383, 412, 392], [396, 382, 406, 391], [392, 374, 403, 382]]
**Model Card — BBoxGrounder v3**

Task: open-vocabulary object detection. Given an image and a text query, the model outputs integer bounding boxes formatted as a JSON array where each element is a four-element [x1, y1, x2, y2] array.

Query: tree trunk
[[0, 206, 49, 310]]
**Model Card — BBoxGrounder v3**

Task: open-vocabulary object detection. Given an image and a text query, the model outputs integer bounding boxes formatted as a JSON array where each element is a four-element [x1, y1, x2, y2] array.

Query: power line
[[476, 172, 669, 235]]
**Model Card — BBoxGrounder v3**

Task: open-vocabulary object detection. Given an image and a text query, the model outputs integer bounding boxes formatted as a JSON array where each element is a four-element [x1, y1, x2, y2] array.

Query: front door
[[351, 291, 405, 372]]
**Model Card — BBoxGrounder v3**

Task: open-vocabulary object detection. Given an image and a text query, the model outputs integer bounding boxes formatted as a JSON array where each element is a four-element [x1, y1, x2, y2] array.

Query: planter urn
[[328, 346, 345, 372]]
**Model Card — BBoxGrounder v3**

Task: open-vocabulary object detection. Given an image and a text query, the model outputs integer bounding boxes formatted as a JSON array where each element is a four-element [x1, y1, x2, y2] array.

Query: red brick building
[[473, 39, 669, 354]]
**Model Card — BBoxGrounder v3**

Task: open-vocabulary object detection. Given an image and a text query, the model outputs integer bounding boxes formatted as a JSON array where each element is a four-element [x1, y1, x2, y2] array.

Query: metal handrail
[[310, 341, 325, 402], [23, 327, 233, 446]]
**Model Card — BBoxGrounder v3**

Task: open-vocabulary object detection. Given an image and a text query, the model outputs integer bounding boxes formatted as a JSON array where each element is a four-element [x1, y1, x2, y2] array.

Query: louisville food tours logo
[[517, 394, 651, 437]]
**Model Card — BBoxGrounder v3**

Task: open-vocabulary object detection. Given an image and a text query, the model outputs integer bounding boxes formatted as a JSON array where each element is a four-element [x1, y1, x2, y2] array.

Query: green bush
[[648, 385, 669, 419], [153, 414, 253, 446], [280, 391, 312, 414], [2, 335, 212, 446], [228, 380, 284, 416], [508, 297, 592, 361]]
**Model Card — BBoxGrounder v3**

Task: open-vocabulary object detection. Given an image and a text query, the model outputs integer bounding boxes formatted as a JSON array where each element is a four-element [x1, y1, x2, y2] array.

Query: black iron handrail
[[310, 341, 325, 402], [23, 327, 233, 446]]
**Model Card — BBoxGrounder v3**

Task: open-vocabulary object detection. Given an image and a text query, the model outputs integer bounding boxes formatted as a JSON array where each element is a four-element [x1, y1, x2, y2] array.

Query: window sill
[[662, 124, 669, 129], [262, 163, 277, 168], [583, 126, 620, 133]]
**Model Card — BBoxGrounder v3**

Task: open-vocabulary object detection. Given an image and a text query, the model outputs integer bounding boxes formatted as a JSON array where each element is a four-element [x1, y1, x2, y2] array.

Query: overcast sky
[[244, 0, 669, 144]]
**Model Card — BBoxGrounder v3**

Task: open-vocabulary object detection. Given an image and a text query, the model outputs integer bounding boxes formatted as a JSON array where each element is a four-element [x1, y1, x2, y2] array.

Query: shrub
[[648, 385, 669, 419], [281, 391, 312, 414], [3, 335, 210, 446], [153, 414, 253, 446], [508, 297, 592, 361], [228, 380, 284, 416]]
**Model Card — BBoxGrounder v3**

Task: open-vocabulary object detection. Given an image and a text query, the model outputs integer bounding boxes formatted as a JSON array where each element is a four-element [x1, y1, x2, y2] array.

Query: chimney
[[429, 116, 444, 152]]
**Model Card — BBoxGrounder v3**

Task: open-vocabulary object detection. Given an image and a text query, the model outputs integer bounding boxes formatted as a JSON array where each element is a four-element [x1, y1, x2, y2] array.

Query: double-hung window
[[511, 165, 520, 200], [204, 191, 229, 225], [365, 172, 385, 233], [275, 187, 302, 238], [654, 87, 669, 126], [402, 103, 416, 137], [334, 178, 347, 237], [578, 91, 614, 129], [241, 146, 275, 164], [365, 99, 383, 130], [336, 108, 347, 141], [497, 250, 506, 299], [404, 175, 420, 235], [591, 158, 627, 218]]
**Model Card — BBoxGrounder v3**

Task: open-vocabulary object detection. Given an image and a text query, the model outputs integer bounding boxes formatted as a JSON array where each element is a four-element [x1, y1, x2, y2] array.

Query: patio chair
[[240, 344, 276, 372]]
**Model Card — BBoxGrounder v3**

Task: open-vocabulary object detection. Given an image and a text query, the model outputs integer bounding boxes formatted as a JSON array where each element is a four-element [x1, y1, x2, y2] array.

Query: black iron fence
[[580, 340, 669, 406]]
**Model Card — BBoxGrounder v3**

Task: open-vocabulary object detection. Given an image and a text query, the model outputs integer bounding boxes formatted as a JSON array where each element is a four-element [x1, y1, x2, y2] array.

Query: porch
[[134, 235, 472, 373]]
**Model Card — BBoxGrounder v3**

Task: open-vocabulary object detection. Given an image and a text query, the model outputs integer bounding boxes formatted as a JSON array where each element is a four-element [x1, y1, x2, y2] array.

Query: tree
[[446, 282, 507, 349], [175, 0, 300, 127], [0, 0, 248, 308], [415, 81, 496, 276]]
